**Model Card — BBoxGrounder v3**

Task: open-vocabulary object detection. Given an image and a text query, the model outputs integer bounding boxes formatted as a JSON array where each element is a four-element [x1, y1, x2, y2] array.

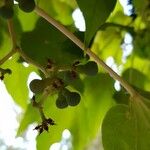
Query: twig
[[0, 19, 18, 66], [32, 95, 46, 121], [35, 6, 138, 97], [39, 88, 51, 106], [6, 19, 49, 76], [18, 48, 49, 77], [7, 19, 17, 49], [38, 107, 46, 121], [0, 50, 16, 65], [32, 88, 50, 121]]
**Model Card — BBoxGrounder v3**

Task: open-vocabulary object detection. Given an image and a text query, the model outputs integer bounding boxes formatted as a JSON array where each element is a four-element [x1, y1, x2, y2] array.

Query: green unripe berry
[[18, 0, 35, 13], [29, 79, 45, 94], [66, 92, 81, 106], [76, 61, 98, 76], [56, 94, 68, 109], [61, 88, 81, 106]]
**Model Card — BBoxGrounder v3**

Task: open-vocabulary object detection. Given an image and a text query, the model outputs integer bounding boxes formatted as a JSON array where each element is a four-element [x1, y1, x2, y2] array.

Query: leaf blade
[[102, 98, 150, 150], [76, 0, 117, 46]]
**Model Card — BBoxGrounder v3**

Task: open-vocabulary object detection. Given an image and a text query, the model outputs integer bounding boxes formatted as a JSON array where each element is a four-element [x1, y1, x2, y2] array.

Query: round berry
[[56, 94, 68, 109]]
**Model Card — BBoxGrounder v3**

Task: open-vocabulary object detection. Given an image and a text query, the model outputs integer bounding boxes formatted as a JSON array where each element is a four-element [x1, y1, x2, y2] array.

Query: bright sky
[[0, 80, 37, 150]]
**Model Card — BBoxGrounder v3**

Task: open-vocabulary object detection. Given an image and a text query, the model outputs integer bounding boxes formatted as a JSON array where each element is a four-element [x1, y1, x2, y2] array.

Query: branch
[[86, 49, 137, 97], [32, 89, 50, 121], [32, 96, 46, 121], [18, 48, 49, 77], [35, 6, 138, 97]]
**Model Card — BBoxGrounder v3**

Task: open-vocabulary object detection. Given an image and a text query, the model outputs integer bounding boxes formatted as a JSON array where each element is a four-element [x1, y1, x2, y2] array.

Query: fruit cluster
[[0, 0, 35, 19], [29, 60, 98, 109], [56, 88, 81, 108]]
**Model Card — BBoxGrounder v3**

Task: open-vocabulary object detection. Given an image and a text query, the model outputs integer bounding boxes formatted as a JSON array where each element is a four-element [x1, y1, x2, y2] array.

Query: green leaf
[[69, 77, 84, 93], [76, 0, 117, 46], [52, 0, 74, 25], [113, 86, 150, 105], [15, 5, 38, 31], [2, 54, 35, 109], [76, 61, 98, 76], [21, 18, 84, 67], [102, 98, 150, 150], [37, 0, 75, 25], [102, 104, 136, 150], [36, 0, 57, 18], [71, 73, 115, 150], [122, 68, 148, 89], [130, 98, 150, 149], [113, 90, 130, 105], [123, 56, 150, 91], [133, 29, 150, 60], [0, 17, 12, 60], [17, 103, 39, 136], [92, 27, 123, 64], [133, 0, 147, 14]]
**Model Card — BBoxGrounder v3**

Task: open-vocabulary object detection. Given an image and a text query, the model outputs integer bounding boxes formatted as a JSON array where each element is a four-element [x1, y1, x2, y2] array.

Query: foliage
[[0, 0, 150, 150]]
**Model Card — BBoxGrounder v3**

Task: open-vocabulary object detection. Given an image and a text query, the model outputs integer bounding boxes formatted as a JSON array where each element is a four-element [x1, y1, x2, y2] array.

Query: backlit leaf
[[21, 18, 84, 67], [2, 54, 36, 109], [102, 97, 150, 150], [76, 0, 117, 46]]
